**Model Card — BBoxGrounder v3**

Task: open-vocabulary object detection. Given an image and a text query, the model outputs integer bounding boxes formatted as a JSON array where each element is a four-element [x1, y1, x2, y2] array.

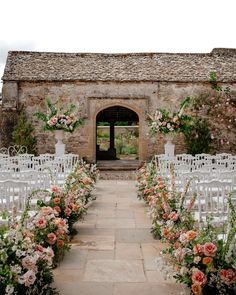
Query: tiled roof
[[2, 48, 236, 82]]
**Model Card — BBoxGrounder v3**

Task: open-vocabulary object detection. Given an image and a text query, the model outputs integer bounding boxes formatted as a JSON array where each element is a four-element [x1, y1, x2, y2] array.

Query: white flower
[[10, 265, 22, 274], [5, 285, 14, 295], [179, 233, 188, 244]]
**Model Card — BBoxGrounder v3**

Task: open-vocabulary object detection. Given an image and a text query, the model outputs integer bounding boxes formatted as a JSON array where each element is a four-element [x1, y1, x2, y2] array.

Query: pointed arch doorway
[[96, 106, 139, 162]]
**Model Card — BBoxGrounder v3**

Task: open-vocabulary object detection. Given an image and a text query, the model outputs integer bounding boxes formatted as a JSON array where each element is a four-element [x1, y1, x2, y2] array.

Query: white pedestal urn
[[54, 129, 65, 156], [164, 133, 175, 157]]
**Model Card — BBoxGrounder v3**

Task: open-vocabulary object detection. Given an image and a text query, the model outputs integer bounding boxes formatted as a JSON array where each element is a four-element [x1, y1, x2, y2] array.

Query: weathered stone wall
[[0, 107, 19, 148], [1, 80, 236, 162]]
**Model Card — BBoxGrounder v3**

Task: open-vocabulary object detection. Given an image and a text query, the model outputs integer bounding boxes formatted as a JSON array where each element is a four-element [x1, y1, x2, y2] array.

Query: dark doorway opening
[[96, 106, 139, 161]]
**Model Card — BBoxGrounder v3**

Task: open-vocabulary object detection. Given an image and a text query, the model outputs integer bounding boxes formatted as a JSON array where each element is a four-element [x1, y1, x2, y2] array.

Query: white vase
[[54, 129, 65, 156], [164, 133, 175, 157]]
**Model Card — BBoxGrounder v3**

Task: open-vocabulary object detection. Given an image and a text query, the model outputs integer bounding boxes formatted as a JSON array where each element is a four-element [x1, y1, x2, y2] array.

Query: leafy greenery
[[12, 110, 38, 155], [183, 118, 212, 155]]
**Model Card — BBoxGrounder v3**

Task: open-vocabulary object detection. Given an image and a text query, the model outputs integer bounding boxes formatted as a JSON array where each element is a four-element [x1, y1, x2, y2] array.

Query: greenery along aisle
[[136, 161, 236, 295], [0, 160, 99, 295]]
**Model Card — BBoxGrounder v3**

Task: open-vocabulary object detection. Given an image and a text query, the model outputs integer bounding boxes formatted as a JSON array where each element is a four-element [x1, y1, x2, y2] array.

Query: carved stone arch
[[87, 97, 148, 163]]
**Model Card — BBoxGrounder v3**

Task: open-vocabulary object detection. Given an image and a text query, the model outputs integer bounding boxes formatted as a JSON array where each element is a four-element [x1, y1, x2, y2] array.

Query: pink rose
[[192, 270, 207, 286], [220, 269, 236, 285], [168, 211, 179, 221], [64, 207, 72, 217], [35, 217, 47, 229], [47, 233, 57, 245], [22, 256, 37, 270], [51, 185, 60, 195], [23, 270, 36, 287], [203, 242, 217, 257]]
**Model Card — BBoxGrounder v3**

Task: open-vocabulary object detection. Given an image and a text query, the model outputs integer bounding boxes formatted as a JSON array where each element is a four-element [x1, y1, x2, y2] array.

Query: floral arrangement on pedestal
[[0, 160, 99, 295], [34, 97, 83, 133], [136, 162, 236, 295], [148, 96, 192, 136]]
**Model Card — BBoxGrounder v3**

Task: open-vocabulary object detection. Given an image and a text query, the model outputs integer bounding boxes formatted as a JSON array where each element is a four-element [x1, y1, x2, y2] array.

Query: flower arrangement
[[0, 160, 98, 294], [136, 162, 236, 295], [148, 96, 192, 135], [0, 225, 57, 295], [34, 97, 83, 133]]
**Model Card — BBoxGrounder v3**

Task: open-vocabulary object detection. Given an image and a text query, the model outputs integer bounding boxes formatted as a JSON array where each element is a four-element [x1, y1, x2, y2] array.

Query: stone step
[[99, 170, 137, 180]]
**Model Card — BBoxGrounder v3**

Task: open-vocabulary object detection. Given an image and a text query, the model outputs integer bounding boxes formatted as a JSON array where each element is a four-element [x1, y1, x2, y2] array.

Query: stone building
[[1, 48, 236, 162]]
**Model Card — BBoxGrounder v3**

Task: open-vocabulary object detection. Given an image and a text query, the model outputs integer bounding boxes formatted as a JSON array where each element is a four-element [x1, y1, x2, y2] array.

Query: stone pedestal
[[54, 130, 65, 156], [164, 133, 175, 157]]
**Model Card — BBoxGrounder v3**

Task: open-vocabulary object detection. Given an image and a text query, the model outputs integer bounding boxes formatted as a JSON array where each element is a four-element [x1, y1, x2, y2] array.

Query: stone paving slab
[[115, 228, 155, 243], [87, 250, 115, 260], [56, 248, 88, 270], [54, 282, 114, 295], [83, 259, 146, 282], [113, 282, 183, 295], [115, 243, 143, 260], [71, 235, 115, 250], [96, 218, 136, 229]]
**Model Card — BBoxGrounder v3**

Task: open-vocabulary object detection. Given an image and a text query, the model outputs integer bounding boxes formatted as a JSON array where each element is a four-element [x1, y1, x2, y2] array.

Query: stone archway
[[96, 106, 139, 161], [87, 97, 148, 163]]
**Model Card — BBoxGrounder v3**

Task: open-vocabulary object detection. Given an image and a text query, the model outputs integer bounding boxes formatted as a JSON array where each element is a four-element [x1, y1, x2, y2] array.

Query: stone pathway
[[53, 180, 182, 295]]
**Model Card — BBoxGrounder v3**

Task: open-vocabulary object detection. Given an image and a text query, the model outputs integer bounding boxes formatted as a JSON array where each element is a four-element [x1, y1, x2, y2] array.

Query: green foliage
[[183, 118, 212, 155], [12, 110, 38, 155]]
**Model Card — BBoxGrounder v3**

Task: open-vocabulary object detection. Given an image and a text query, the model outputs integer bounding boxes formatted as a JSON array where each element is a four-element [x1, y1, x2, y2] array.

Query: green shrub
[[12, 111, 38, 155], [183, 118, 212, 155]]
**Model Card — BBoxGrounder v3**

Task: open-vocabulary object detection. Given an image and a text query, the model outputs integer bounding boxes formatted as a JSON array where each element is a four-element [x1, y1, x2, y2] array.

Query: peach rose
[[203, 242, 217, 257], [186, 230, 197, 241], [72, 204, 80, 212], [57, 239, 65, 248], [192, 270, 207, 286], [191, 283, 202, 295], [47, 233, 57, 245], [82, 177, 92, 185], [202, 257, 213, 265], [220, 269, 236, 285], [54, 206, 61, 214], [41, 206, 54, 215], [193, 244, 203, 255]]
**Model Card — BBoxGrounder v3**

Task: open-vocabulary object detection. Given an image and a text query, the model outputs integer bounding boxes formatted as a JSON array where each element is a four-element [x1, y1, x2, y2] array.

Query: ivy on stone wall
[[12, 110, 38, 155], [185, 72, 236, 154]]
